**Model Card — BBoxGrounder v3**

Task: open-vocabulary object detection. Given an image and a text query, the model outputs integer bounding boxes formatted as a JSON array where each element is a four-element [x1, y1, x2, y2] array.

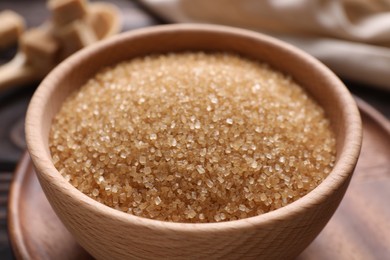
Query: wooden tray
[[8, 99, 390, 260]]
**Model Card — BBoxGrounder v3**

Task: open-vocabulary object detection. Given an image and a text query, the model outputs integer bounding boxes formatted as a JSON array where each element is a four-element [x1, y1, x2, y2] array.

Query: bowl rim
[[25, 23, 362, 232]]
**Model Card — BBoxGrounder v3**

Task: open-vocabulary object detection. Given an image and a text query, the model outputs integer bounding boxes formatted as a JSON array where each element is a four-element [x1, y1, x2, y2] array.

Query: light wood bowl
[[25, 24, 362, 260]]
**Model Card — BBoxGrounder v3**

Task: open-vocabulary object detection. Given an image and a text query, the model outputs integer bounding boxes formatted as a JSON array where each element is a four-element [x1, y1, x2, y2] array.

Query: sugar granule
[[49, 52, 336, 223]]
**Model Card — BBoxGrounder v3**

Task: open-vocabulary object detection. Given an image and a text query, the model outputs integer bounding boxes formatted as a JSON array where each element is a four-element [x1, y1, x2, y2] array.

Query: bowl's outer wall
[[37, 169, 352, 259], [26, 25, 361, 260]]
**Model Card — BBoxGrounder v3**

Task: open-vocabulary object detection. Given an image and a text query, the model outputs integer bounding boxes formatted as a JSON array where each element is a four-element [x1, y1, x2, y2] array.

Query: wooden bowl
[[25, 24, 362, 260]]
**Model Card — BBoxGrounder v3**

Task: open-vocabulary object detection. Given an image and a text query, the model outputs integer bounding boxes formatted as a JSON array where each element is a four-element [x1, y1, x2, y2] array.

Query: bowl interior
[[28, 24, 361, 224]]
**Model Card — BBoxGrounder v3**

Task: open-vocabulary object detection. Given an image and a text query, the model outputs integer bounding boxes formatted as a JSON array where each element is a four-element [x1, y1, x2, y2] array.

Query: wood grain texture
[[24, 24, 362, 259], [8, 153, 91, 260], [298, 99, 390, 260], [10, 100, 386, 260]]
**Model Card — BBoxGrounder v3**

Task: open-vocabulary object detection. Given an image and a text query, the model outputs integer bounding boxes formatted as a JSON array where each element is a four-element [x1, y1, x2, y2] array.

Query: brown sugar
[[49, 52, 336, 223]]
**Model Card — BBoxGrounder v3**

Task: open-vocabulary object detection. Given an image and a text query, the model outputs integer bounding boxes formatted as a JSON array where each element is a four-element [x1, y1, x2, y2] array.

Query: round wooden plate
[[8, 99, 390, 260]]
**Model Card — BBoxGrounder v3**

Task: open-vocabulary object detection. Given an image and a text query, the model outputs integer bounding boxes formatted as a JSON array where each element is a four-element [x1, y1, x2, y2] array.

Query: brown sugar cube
[[86, 7, 111, 39], [0, 10, 25, 49], [20, 28, 60, 70], [54, 20, 97, 58], [48, 0, 88, 26]]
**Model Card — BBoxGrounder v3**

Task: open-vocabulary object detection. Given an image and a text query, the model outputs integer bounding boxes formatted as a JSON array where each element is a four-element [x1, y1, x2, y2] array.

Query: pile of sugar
[[49, 52, 336, 223]]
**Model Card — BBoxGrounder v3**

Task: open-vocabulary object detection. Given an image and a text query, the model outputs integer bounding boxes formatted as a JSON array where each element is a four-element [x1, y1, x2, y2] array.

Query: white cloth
[[140, 0, 390, 91]]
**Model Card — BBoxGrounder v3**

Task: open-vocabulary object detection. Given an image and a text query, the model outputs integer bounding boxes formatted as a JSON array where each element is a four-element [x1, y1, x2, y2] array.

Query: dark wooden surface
[[8, 100, 390, 260], [0, 0, 389, 259]]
